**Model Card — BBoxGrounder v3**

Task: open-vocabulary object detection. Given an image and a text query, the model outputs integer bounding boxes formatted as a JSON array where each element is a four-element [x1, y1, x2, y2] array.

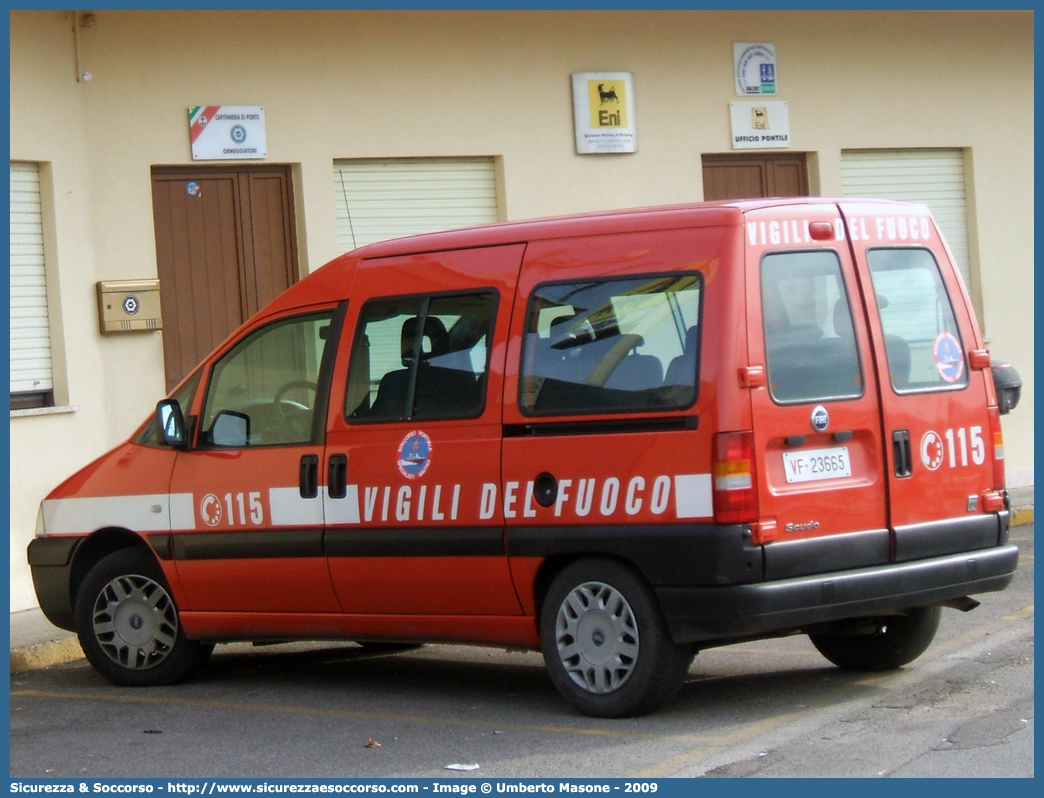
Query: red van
[[28, 199, 1021, 717]]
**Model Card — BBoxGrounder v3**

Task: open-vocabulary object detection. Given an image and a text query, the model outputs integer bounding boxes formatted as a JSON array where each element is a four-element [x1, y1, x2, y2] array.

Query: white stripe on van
[[325, 484, 361, 525], [269, 486, 325, 527], [42, 493, 195, 535], [674, 474, 713, 519], [169, 492, 196, 531]]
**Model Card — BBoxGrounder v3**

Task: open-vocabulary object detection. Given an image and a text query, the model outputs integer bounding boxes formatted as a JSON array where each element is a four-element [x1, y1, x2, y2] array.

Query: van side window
[[199, 312, 334, 447], [761, 251, 863, 404], [520, 274, 701, 414], [346, 292, 496, 422], [867, 247, 969, 392]]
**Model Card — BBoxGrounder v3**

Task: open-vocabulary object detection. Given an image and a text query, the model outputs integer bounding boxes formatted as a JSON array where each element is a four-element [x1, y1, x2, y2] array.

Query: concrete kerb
[[10, 487, 1034, 674], [10, 634, 84, 674]]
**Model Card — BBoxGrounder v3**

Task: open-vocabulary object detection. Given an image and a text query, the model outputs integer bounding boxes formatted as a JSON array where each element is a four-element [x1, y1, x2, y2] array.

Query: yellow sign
[[572, 72, 637, 154], [587, 80, 628, 128]]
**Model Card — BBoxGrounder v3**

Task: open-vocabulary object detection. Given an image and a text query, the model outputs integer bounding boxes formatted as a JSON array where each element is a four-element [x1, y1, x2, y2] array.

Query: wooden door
[[151, 166, 298, 391], [702, 154, 809, 200]]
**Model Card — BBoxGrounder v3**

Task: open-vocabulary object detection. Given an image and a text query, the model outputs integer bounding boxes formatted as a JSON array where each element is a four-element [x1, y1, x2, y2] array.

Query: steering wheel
[[272, 380, 319, 440]]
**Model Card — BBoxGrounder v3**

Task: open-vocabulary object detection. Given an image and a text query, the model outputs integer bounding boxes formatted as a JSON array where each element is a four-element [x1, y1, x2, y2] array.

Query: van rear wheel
[[540, 558, 693, 718], [74, 548, 212, 686], [809, 606, 941, 671]]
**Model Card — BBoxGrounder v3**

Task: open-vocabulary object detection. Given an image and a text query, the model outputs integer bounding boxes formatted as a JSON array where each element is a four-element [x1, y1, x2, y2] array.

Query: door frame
[[702, 153, 810, 200], [151, 164, 300, 391]]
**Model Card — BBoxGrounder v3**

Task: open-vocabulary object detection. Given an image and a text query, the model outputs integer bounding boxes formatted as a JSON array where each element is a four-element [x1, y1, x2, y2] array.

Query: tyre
[[809, 606, 942, 672], [539, 558, 693, 718], [74, 548, 213, 686]]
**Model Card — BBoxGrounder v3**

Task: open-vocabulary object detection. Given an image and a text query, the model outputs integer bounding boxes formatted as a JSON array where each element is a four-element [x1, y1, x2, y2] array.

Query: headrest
[[401, 315, 449, 365], [683, 325, 698, 352]]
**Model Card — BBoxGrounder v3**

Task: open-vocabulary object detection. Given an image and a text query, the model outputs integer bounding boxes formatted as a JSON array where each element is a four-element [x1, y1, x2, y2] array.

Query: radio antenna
[[337, 169, 358, 251]]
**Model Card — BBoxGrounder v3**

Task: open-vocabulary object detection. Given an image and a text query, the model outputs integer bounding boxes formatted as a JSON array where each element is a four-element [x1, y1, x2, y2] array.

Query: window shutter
[[841, 149, 971, 290], [10, 161, 54, 400], [333, 157, 498, 251]]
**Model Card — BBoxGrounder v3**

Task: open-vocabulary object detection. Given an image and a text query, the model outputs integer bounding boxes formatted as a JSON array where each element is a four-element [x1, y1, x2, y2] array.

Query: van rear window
[[867, 247, 969, 393], [761, 250, 863, 404], [519, 274, 701, 415]]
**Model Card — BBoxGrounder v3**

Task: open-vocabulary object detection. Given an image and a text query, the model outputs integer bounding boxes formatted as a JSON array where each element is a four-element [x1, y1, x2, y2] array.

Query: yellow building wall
[[9, 10, 1034, 611]]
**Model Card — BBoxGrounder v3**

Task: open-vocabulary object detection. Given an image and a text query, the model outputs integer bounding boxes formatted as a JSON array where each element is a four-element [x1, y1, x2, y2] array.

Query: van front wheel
[[540, 559, 693, 718], [809, 606, 941, 671], [74, 548, 212, 686]]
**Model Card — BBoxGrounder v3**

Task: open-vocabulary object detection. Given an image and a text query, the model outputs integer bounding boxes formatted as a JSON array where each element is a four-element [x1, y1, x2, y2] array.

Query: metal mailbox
[[96, 279, 163, 334]]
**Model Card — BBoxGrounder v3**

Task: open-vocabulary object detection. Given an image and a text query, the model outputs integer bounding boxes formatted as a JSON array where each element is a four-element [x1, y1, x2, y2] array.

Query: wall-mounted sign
[[729, 101, 790, 149], [571, 72, 637, 154], [189, 105, 267, 160], [734, 43, 777, 96]]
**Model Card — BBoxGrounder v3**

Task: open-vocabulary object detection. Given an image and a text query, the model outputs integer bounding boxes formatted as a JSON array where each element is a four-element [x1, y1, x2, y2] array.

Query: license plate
[[782, 446, 852, 484]]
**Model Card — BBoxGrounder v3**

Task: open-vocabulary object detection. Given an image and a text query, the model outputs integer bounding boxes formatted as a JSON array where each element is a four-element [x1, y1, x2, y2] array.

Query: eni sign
[[571, 72, 637, 154]]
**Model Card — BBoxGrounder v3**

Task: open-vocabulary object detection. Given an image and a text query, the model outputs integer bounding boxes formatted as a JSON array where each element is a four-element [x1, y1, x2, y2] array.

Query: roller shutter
[[333, 157, 498, 252], [841, 149, 971, 290], [10, 161, 54, 406]]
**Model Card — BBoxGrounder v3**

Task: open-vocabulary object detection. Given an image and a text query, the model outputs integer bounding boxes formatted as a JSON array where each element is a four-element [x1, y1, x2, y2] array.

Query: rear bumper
[[657, 543, 1019, 644]]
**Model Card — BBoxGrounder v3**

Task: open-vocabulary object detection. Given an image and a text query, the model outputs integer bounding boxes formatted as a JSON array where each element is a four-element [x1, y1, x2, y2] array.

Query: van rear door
[[744, 204, 889, 575], [839, 201, 1003, 562]]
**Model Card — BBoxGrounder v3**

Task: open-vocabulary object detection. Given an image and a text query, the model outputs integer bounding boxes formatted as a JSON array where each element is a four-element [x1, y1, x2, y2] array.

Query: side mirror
[[210, 410, 250, 447], [991, 360, 1022, 415], [156, 399, 188, 448]]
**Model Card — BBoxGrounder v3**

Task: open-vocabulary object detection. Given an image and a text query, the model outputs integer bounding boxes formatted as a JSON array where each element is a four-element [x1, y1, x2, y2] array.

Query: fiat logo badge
[[811, 405, 830, 433]]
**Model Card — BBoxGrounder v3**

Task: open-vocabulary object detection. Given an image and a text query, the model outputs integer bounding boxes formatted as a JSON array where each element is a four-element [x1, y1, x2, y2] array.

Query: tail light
[[988, 406, 1006, 490], [713, 431, 759, 525]]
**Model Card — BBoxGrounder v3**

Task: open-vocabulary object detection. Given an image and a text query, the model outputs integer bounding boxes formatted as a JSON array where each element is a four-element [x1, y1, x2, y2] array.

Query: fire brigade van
[[28, 198, 1021, 718]]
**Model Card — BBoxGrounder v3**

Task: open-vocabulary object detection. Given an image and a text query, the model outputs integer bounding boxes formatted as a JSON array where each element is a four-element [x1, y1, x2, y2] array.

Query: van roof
[[350, 196, 920, 259], [268, 197, 921, 315]]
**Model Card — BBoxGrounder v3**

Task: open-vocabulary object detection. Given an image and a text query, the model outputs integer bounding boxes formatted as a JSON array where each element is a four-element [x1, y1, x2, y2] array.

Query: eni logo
[[589, 82, 626, 128]]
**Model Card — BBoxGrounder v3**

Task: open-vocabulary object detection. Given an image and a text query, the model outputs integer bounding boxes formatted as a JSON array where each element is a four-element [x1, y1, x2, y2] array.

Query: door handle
[[299, 454, 319, 499], [328, 454, 348, 499], [892, 430, 912, 478]]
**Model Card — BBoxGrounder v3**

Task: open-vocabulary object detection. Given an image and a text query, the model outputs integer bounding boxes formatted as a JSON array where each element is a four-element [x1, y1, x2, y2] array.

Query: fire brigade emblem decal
[[200, 493, 222, 526], [398, 431, 432, 479], [934, 332, 965, 384]]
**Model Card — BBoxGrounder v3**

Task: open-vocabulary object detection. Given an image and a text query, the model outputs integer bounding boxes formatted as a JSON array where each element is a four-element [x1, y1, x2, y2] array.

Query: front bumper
[[27, 536, 82, 632], [658, 543, 1019, 644]]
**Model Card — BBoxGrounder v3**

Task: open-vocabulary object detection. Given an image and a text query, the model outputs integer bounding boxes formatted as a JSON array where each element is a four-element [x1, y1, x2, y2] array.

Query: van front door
[[168, 306, 342, 614], [744, 204, 889, 574]]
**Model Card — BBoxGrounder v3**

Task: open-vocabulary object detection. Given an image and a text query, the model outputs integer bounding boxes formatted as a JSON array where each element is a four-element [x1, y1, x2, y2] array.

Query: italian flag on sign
[[188, 106, 221, 145]]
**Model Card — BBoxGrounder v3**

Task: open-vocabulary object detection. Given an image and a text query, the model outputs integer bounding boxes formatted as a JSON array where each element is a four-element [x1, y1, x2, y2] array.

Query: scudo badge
[[811, 405, 829, 433]]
